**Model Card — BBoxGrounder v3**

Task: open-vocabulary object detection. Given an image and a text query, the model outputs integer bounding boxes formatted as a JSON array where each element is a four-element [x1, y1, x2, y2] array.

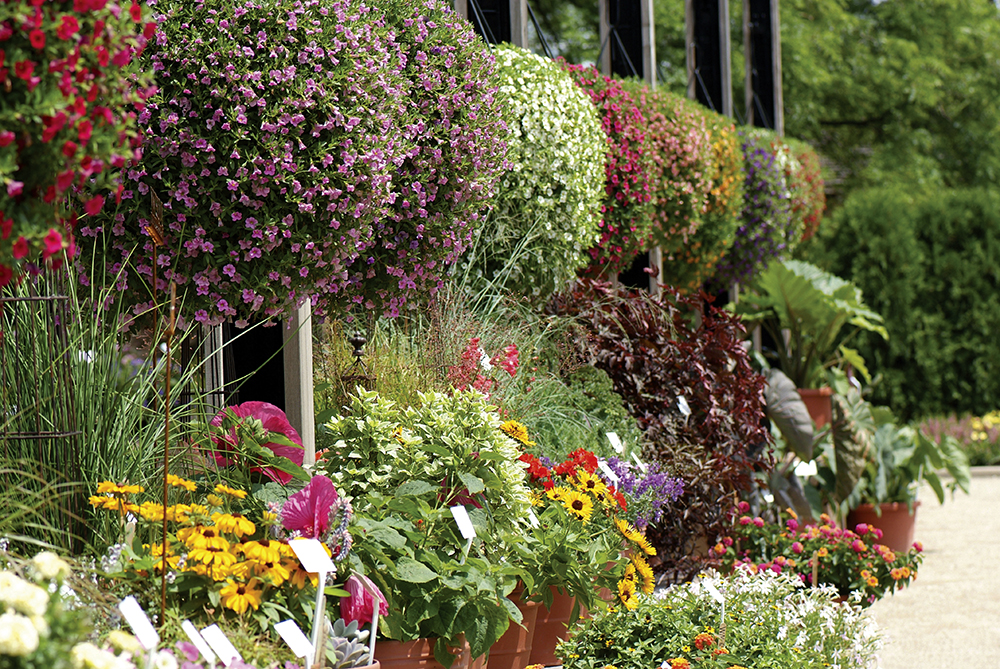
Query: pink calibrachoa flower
[[340, 573, 388, 627], [209, 401, 304, 485], [42, 229, 63, 259]]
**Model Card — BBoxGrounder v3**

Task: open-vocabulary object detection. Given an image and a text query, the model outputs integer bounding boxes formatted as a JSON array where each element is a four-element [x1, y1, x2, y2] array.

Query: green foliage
[[735, 259, 887, 389], [523, 365, 643, 465], [455, 44, 605, 302], [816, 186, 1000, 419], [319, 389, 532, 543], [558, 569, 882, 669]]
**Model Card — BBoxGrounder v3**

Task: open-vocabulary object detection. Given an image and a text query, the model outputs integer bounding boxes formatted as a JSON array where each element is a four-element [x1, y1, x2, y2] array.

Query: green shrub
[[817, 186, 1000, 419]]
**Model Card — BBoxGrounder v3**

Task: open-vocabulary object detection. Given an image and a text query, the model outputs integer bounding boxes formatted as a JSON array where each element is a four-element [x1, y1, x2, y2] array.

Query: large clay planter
[[376, 637, 482, 669], [488, 587, 540, 669], [798, 387, 834, 428], [527, 587, 576, 667], [847, 501, 921, 554]]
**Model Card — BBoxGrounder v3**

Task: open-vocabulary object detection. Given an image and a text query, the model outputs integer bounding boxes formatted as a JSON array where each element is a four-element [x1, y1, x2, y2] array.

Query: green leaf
[[395, 480, 436, 497], [457, 472, 485, 494], [394, 557, 438, 583]]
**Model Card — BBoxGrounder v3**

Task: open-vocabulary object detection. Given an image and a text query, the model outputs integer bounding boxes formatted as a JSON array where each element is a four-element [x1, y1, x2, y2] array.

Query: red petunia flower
[[12, 236, 29, 259], [14, 60, 34, 81], [61, 140, 77, 158], [42, 229, 63, 259], [29, 29, 45, 50], [129, 3, 142, 22], [57, 15, 79, 41], [0, 264, 11, 288]]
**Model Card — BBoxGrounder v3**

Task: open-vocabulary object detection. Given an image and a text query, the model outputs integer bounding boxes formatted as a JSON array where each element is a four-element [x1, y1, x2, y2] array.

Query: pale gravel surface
[[869, 470, 1000, 668]]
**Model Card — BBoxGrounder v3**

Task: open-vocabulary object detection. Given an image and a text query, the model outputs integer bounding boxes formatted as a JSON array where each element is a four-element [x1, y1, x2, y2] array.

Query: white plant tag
[[630, 452, 648, 473], [274, 620, 314, 660], [118, 596, 160, 651], [606, 431, 624, 453], [527, 508, 540, 528], [200, 625, 242, 667], [677, 395, 692, 417], [181, 620, 216, 664], [598, 459, 620, 484], [794, 460, 818, 478], [289, 538, 335, 575], [702, 580, 725, 605], [450, 505, 477, 539]]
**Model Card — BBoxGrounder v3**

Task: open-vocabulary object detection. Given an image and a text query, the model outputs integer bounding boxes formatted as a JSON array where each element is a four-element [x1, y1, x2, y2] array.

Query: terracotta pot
[[847, 501, 921, 554], [376, 637, 480, 669], [488, 586, 539, 669], [527, 587, 576, 667], [797, 387, 834, 428]]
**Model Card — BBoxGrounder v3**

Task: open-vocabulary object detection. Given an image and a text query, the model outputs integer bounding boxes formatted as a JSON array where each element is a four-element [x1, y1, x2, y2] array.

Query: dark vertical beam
[[465, 0, 512, 44], [685, 0, 732, 117], [744, 0, 783, 133]]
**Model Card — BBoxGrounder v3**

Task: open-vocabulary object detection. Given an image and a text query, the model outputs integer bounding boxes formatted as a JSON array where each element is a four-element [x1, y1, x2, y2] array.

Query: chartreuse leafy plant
[[0, 0, 154, 287], [455, 44, 604, 302], [319, 390, 532, 666], [82, 0, 504, 324], [557, 568, 882, 669], [735, 259, 888, 389]]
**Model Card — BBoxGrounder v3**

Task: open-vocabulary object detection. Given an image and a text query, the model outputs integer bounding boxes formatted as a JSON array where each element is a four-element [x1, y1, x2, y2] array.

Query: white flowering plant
[[0, 551, 88, 669], [557, 567, 882, 669], [455, 44, 605, 301]]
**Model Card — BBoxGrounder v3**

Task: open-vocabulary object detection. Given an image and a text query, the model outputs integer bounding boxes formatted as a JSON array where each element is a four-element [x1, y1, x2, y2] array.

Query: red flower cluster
[[560, 62, 655, 278], [553, 447, 598, 478], [0, 0, 155, 286], [518, 453, 553, 490], [519, 448, 627, 511], [447, 337, 519, 401]]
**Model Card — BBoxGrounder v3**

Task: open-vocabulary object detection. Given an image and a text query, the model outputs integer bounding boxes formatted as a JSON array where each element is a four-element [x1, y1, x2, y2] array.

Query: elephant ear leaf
[[765, 368, 814, 461]]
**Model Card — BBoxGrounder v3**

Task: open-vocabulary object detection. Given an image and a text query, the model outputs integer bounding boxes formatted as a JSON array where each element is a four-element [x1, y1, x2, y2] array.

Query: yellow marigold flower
[[499, 420, 535, 446], [630, 554, 655, 594], [96, 482, 144, 495], [561, 489, 593, 523], [214, 484, 248, 499], [220, 578, 263, 614], [241, 539, 283, 564], [211, 513, 255, 537], [166, 475, 197, 492], [617, 577, 637, 610]]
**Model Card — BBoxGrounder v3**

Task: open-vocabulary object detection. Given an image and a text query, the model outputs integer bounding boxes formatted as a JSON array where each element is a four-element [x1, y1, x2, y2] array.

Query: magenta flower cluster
[[561, 62, 654, 279], [79, 0, 504, 325]]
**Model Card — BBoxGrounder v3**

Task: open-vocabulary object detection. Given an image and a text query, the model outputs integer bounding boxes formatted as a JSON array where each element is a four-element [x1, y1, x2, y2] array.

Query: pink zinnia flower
[[341, 574, 388, 627], [209, 401, 304, 484]]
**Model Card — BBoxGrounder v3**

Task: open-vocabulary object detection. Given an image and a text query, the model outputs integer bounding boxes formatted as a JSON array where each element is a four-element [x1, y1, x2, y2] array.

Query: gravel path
[[869, 470, 1000, 668]]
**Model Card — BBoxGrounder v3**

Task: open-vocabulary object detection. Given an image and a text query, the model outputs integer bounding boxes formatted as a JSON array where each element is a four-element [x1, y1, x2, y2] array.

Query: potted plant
[[735, 259, 888, 427], [718, 503, 923, 606], [318, 389, 534, 669], [555, 567, 882, 669], [840, 413, 970, 553]]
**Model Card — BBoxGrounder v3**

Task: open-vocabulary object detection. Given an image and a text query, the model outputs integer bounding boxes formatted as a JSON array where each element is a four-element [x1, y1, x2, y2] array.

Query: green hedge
[[818, 186, 1000, 419]]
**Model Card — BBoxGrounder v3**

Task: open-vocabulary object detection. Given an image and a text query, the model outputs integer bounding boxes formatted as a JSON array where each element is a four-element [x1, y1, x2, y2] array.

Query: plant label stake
[[200, 625, 241, 667], [606, 431, 623, 454], [181, 620, 217, 669], [527, 508, 540, 528], [275, 620, 314, 662], [289, 538, 336, 668], [677, 395, 692, 423], [812, 550, 819, 589], [597, 459, 620, 485], [630, 452, 648, 473], [450, 505, 476, 564], [352, 571, 383, 664], [160, 281, 177, 623], [118, 596, 159, 669]]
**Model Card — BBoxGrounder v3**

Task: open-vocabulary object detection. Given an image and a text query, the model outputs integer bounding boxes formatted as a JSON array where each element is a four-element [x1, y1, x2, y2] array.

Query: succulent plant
[[324, 618, 372, 669]]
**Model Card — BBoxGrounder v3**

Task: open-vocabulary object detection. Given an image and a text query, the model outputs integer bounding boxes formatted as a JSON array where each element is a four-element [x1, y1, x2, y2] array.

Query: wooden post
[[511, 0, 528, 48], [744, 0, 783, 134], [203, 324, 226, 411], [453, 0, 468, 21], [283, 302, 316, 466]]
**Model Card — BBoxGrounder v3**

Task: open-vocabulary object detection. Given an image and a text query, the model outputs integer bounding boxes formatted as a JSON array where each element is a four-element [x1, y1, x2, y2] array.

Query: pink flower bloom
[[912, 541, 923, 553], [791, 541, 803, 554], [738, 516, 752, 526], [281, 475, 338, 539], [855, 523, 869, 535], [340, 573, 388, 627], [851, 539, 867, 553], [12, 236, 28, 259], [737, 500, 750, 513], [786, 518, 799, 532], [752, 517, 765, 528], [42, 229, 63, 259], [209, 401, 304, 484]]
